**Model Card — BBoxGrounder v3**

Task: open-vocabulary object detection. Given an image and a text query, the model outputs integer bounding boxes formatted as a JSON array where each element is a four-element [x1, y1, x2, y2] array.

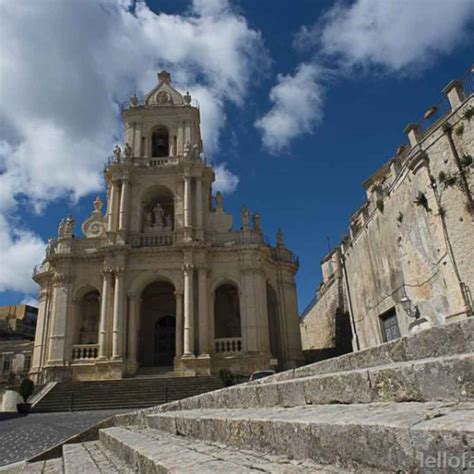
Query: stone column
[[47, 274, 71, 364], [112, 268, 125, 359], [241, 268, 257, 352], [118, 179, 130, 233], [127, 294, 138, 364], [98, 269, 113, 359], [183, 264, 195, 357], [31, 288, 50, 373], [198, 266, 210, 356], [256, 270, 271, 354], [183, 174, 192, 241], [107, 182, 119, 232], [175, 291, 183, 358], [196, 177, 204, 240]]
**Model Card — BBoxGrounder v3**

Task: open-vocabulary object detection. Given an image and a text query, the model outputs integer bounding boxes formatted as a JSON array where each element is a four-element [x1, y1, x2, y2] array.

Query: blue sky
[[0, 0, 473, 312]]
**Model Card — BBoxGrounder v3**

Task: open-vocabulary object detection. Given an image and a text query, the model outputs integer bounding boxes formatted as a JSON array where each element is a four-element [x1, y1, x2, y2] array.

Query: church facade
[[30, 72, 303, 382]]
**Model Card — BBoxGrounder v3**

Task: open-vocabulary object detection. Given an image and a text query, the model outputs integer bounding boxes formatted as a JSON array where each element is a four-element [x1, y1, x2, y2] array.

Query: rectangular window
[[379, 308, 401, 342], [24, 355, 31, 373], [3, 358, 11, 373]]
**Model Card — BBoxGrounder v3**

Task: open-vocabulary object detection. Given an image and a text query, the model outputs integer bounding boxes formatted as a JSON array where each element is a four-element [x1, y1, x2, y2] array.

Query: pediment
[[144, 78, 185, 107]]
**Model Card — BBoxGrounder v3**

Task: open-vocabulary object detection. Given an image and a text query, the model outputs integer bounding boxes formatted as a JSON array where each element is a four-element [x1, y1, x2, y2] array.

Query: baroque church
[[30, 71, 303, 382]]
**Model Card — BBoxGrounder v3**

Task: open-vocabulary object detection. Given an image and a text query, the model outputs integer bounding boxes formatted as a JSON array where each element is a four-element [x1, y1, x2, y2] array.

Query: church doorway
[[153, 316, 176, 366], [138, 281, 176, 367]]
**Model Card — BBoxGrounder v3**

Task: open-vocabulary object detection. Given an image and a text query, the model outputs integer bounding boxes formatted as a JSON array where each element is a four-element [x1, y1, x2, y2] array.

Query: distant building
[[0, 304, 38, 340], [300, 248, 352, 363], [0, 340, 33, 385], [302, 68, 474, 352]]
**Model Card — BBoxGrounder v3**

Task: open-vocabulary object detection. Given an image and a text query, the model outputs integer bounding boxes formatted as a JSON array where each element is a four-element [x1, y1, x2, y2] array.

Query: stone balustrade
[[214, 337, 242, 354], [130, 231, 176, 248], [72, 344, 99, 360]]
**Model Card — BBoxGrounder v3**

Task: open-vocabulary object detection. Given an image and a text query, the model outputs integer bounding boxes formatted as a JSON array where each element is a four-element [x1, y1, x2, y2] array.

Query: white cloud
[[300, 0, 474, 73], [257, 0, 474, 151], [21, 296, 39, 308], [213, 163, 240, 194], [0, 216, 44, 294], [255, 64, 325, 153], [0, 0, 266, 294]]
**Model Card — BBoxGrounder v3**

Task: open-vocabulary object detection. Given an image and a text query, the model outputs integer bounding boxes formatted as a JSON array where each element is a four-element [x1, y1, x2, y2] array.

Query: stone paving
[[0, 410, 126, 467]]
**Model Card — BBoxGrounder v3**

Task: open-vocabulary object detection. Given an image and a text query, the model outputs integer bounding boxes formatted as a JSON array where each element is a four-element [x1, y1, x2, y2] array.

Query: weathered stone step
[[146, 402, 474, 472], [62, 441, 133, 473], [261, 317, 474, 385], [150, 353, 474, 414], [99, 425, 353, 473]]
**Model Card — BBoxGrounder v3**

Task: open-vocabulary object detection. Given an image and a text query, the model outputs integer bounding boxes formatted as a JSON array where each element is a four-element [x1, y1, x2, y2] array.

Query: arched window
[[152, 126, 169, 157], [267, 283, 282, 365], [78, 290, 100, 344], [214, 283, 241, 338]]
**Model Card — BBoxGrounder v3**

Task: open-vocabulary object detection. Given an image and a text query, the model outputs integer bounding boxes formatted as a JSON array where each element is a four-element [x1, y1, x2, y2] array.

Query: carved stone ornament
[[124, 143, 133, 161], [81, 196, 106, 238], [241, 207, 250, 230], [209, 192, 233, 233], [113, 145, 121, 163]]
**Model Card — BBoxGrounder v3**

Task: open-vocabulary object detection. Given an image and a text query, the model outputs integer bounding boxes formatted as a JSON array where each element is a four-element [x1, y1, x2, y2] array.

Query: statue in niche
[[144, 210, 153, 230], [153, 203, 165, 228], [164, 214, 172, 231], [252, 212, 261, 232], [241, 207, 250, 230], [124, 143, 132, 161], [113, 145, 121, 163]]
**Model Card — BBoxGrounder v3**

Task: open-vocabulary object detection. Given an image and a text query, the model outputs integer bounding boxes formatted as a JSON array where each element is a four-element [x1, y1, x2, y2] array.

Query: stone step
[[34, 376, 223, 412], [99, 425, 355, 473], [146, 401, 474, 472], [62, 441, 133, 473], [151, 353, 474, 413], [262, 317, 474, 385]]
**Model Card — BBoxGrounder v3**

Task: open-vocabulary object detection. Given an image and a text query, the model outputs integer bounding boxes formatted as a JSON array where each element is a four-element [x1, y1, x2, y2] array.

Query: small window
[[24, 355, 31, 373], [3, 358, 11, 373], [380, 308, 401, 342]]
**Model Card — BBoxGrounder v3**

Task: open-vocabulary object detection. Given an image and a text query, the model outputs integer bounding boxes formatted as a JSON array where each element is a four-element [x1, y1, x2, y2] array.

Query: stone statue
[[164, 214, 172, 230], [113, 145, 121, 163], [277, 227, 284, 247], [153, 203, 164, 227], [241, 207, 250, 230], [144, 210, 153, 230], [184, 91, 192, 105], [252, 212, 261, 232], [93, 196, 103, 213], [64, 216, 75, 236], [216, 191, 223, 209], [130, 94, 138, 107], [124, 143, 132, 161], [58, 218, 66, 238]]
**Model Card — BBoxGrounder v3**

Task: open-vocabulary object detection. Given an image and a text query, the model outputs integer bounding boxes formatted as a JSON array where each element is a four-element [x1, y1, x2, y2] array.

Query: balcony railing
[[72, 344, 99, 361], [215, 337, 242, 354], [130, 231, 177, 248]]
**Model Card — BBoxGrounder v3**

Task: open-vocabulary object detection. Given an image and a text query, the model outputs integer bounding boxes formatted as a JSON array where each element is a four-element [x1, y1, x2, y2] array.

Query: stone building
[[0, 304, 37, 340], [30, 71, 303, 383], [0, 340, 33, 385], [299, 248, 352, 362], [302, 69, 474, 352]]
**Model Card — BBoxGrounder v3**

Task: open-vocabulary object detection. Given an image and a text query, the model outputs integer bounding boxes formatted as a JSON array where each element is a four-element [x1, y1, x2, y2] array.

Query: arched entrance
[[138, 281, 176, 367], [267, 283, 283, 367], [154, 315, 176, 366]]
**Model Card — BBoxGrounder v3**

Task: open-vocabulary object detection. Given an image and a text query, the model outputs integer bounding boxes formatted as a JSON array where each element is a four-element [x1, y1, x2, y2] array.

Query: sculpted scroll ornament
[[81, 196, 106, 238]]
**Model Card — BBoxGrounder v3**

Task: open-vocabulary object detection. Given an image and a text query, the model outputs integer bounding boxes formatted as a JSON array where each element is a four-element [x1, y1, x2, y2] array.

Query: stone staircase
[[33, 375, 223, 412], [11, 317, 474, 472]]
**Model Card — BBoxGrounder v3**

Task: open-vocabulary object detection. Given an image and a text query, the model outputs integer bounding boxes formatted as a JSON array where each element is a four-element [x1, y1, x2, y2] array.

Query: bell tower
[[103, 71, 214, 245], [123, 71, 203, 159]]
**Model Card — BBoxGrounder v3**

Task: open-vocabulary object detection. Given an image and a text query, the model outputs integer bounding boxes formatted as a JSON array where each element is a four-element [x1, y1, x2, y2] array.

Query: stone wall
[[301, 72, 474, 353]]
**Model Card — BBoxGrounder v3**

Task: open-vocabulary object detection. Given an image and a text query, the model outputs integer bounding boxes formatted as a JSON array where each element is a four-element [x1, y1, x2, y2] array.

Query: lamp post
[[400, 296, 420, 319]]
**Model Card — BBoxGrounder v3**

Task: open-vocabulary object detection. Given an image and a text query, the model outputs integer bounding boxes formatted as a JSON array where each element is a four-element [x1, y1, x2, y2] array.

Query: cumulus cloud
[[0, 0, 267, 295], [213, 163, 240, 194], [302, 0, 474, 73], [255, 64, 325, 153], [258, 0, 474, 152]]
